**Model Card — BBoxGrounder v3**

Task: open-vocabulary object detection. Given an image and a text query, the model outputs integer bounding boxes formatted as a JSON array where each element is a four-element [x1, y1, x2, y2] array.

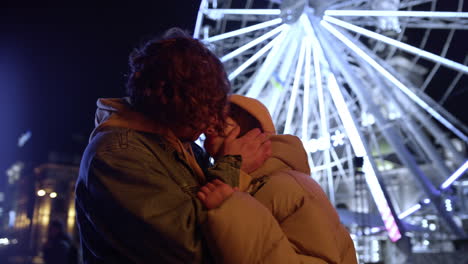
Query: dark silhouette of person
[[43, 220, 77, 264]]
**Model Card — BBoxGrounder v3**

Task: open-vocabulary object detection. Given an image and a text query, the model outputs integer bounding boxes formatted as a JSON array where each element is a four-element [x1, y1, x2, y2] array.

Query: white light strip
[[221, 24, 285, 62], [363, 157, 402, 241], [441, 160, 468, 189], [206, 18, 283, 42], [284, 37, 307, 134], [302, 37, 311, 140], [247, 26, 294, 98], [321, 20, 468, 142], [307, 19, 335, 203], [301, 15, 328, 141], [327, 75, 366, 157], [193, 0, 208, 38], [205, 8, 281, 15], [398, 204, 422, 219], [309, 157, 347, 172], [329, 74, 402, 242], [325, 10, 468, 18], [228, 27, 288, 81], [323, 16, 468, 74], [300, 14, 316, 40], [314, 40, 328, 142]]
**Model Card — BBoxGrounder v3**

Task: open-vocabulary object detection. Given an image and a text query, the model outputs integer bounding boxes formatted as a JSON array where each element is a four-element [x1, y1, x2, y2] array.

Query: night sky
[[0, 3, 466, 176], [0, 4, 200, 173]]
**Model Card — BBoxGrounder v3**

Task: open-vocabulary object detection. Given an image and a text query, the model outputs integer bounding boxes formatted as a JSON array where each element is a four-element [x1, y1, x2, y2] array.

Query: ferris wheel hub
[[280, 0, 307, 24]]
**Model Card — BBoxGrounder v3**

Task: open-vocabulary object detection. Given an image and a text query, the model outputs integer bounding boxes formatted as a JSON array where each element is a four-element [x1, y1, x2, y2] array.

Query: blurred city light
[[49, 192, 57, 198], [445, 199, 453, 212], [37, 189, 46, 197], [440, 160, 468, 189], [0, 238, 10, 245], [18, 130, 32, 147], [399, 204, 422, 219]]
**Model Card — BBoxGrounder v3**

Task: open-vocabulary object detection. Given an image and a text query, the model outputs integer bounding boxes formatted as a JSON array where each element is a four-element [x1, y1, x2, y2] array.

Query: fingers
[[239, 128, 261, 142], [198, 180, 232, 197], [205, 182, 216, 192], [197, 179, 236, 209], [254, 132, 269, 147], [261, 138, 272, 156], [225, 125, 240, 143], [238, 135, 272, 173], [260, 141, 272, 166], [197, 191, 206, 201], [211, 179, 225, 186]]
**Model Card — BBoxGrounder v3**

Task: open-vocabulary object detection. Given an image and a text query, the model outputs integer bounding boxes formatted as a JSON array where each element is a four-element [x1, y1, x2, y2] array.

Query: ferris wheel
[[194, 0, 468, 259]]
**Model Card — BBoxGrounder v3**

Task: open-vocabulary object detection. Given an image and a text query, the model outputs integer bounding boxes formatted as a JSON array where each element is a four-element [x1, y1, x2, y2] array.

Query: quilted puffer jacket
[[204, 135, 358, 264]]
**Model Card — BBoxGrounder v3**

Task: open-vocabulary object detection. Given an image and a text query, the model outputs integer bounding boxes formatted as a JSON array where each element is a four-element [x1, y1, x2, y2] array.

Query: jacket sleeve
[[254, 170, 358, 264], [83, 147, 208, 263], [205, 155, 242, 187], [203, 192, 329, 264]]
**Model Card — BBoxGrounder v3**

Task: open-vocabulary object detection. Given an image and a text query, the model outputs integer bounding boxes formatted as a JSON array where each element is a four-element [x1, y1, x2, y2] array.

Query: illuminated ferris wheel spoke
[[303, 15, 355, 193], [247, 26, 297, 98], [324, 10, 468, 18], [335, 28, 468, 140], [193, 0, 208, 38], [328, 73, 404, 241], [266, 32, 300, 116], [302, 36, 312, 140], [317, 18, 429, 234], [284, 36, 306, 134], [228, 26, 290, 80], [321, 20, 468, 142], [303, 17, 336, 202], [205, 8, 281, 16], [410, 0, 442, 67], [220, 23, 286, 62], [205, 18, 283, 42], [440, 55, 468, 104], [322, 19, 467, 238], [420, 28, 457, 92], [399, 0, 434, 9], [323, 16, 468, 74]]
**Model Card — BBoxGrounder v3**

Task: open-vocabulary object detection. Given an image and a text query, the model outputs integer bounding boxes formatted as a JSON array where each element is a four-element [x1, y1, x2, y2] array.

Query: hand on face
[[204, 118, 272, 173]]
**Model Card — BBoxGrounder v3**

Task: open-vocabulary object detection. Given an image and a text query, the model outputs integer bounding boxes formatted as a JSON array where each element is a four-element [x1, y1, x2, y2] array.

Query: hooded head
[[204, 94, 275, 158], [204, 95, 310, 176]]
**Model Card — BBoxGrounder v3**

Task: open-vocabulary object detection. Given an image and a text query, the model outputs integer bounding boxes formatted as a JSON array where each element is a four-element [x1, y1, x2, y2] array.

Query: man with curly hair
[[75, 28, 271, 263]]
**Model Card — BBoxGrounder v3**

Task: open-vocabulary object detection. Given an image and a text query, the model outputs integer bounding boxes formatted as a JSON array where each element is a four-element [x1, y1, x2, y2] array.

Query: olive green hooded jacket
[[75, 98, 241, 264]]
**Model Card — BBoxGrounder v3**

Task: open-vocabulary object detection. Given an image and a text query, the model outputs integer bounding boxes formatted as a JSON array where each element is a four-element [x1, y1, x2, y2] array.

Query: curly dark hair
[[126, 28, 230, 133]]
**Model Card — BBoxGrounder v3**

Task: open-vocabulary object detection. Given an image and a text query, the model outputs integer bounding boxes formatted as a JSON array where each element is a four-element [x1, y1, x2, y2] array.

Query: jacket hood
[[250, 134, 311, 179], [226, 95, 310, 178], [90, 97, 164, 140]]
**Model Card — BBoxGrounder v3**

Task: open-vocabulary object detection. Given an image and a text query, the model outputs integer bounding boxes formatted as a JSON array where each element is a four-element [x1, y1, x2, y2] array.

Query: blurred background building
[[0, 150, 80, 264]]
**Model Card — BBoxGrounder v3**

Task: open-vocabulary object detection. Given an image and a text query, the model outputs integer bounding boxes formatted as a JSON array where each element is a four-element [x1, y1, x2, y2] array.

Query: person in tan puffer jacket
[[198, 95, 358, 264]]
